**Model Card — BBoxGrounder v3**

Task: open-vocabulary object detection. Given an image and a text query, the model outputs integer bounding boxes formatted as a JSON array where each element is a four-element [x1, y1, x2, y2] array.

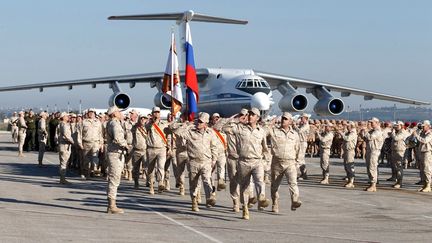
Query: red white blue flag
[[185, 22, 199, 121]]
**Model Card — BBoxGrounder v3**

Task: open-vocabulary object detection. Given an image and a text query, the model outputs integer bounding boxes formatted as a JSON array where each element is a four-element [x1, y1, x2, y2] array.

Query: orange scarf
[[213, 128, 227, 149], [153, 123, 167, 145]]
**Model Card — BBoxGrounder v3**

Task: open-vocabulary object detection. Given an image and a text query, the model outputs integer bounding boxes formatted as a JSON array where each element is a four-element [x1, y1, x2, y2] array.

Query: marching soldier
[[106, 106, 129, 214], [412, 120, 432, 192], [170, 112, 218, 211], [132, 114, 148, 189], [295, 113, 310, 180], [37, 112, 49, 167], [267, 112, 302, 213], [210, 113, 227, 191], [57, 112, 74, 184], [360, 117, 384, 192], [145, 107, 169, 193], [316, 123, 334, 184], [390, 121, 409, 188], [17, 111, 27, 157], [233, 107, 270, 220], [340, 121, 358, 188]]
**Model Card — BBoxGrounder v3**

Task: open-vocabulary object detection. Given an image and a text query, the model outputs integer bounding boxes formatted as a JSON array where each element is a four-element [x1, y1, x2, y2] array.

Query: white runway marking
[[136, 202, 222, 243]]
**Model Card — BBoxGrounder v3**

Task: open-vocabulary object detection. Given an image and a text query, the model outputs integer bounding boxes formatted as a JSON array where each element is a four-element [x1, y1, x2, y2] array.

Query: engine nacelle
[[278, 94, 308, 112], [109, 92, 130, 109], [313, 97, 344, 116], [153, 93, 172, 109]]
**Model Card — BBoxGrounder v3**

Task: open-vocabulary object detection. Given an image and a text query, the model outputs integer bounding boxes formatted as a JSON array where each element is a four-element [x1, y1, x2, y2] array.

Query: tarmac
[[0, 131, 432, 243]]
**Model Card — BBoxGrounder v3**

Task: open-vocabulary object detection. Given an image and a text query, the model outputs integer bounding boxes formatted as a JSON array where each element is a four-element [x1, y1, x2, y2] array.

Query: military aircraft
[[0, 10, 429, 117]]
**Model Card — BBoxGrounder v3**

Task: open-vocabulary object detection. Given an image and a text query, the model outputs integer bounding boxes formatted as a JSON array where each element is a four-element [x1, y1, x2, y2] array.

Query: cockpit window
[[236, 78, 270, 89]]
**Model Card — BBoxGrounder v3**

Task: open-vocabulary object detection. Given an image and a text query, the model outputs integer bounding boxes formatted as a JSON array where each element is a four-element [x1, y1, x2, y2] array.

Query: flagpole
[[170, 28, 174, 117]]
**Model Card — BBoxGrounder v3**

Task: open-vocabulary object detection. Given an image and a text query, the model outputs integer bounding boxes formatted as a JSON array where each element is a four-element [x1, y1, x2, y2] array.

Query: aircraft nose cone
[[250, 92, 270, 110]]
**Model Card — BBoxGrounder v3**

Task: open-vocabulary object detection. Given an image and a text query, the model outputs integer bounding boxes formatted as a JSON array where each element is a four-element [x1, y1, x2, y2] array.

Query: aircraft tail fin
[[108, 10, 248, 25]]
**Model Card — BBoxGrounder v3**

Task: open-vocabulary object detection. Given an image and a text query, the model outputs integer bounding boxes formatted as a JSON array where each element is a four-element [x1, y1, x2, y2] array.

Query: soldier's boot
[[300, 165, 308, 180], [344, 178, 355, 188], [264, 174, 270, 184], [247, 196, 258, 208], [365, 183, 377, 192], [59, 171, 70, 185], [149, 180, 155, 195], [191, 196, 199, 212], [179, 184, 185, 196], [419, 183, 431, 192], [232, 199, 240, 213], [393, 182, 401, 189], [164, 179, 170, 191], [107, 199, 124, 214], [271, 198, 279, 213], [257, 195, 270, 210], [127, 170, 133, 181], [158, 181, 166, 193], [291, 200, 302, 211], [242, 205, 249, 220], [196, 189, 202, 204], [206, 195, 216, 208], [217, 179, 226, 191], [134, 178, 139, 189], [320, 175, 329, 185]]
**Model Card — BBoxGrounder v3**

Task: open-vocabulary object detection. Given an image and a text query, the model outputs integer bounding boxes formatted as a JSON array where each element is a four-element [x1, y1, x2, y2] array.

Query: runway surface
[[0, 132, 431, 242]]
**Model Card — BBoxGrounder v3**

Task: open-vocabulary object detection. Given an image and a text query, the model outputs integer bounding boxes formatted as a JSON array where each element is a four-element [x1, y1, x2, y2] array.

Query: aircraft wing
[[255, 70, 430, 106], [0, 69, 210, 92]]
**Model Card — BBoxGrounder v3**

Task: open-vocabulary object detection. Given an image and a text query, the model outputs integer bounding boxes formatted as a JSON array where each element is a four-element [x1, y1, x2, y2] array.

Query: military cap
[[212, 113, 220, 118], [301, 113, 311, 119], [369, 117, 380, 123], [198, 112, 210, 123], [87, 108, 96, 113], [239, 108, 248, 115], [107, 106, 119, 115], [59, 112, 68, 118], [152, 106, 161, 113], [423, 120, 431, 126], [249, 107, 260, 117], [281, 112, 292, 119]]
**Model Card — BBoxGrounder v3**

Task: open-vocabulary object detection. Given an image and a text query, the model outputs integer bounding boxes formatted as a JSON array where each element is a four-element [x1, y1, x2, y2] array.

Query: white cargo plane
[[0, 10, 429, 116]]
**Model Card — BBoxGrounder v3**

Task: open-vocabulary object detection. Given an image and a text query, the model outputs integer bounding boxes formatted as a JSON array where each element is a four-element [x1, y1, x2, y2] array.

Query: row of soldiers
[[11, 107, 432, 219]]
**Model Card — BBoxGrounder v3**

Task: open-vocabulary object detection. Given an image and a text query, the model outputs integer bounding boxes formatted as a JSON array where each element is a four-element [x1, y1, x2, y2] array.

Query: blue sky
[[0, 0, 430, 112]]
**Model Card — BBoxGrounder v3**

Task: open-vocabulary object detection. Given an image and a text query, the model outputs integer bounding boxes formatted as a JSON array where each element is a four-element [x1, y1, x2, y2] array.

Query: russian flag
[[185, 22, 199, 121]]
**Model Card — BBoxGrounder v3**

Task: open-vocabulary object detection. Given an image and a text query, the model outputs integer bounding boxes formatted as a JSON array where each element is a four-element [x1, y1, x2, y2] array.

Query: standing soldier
[[233, 107, 270, 220], [210, 113, 227, 191], [295, 113, 310, 180], [106, 106, 129, 214], [17, 111, 27, 157], [390, 121, 409, 188], [69, 114, 80, 171], [170, 112, 218, 211], [360, 117, 384, 192], [132, 115, 148, 189], [25, 111, 37, 151], [145, 107, 168, 193], [412, 120, 432, 192], [77, 109, 103, 179], [9, 112, 19, 143], [37, 112, 49, 167], [340, 121, 358, 188], [316, 123, 335, 184], [267, 112, 302, 213], [57, 112, 74, 184]]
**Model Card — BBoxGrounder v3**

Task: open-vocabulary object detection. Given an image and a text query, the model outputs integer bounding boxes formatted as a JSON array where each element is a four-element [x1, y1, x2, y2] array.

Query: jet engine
[[278, 94, 308, 112], [153, 93, 172, 109], [313, 97, 344, 116], [109, 92, 131, 109]]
